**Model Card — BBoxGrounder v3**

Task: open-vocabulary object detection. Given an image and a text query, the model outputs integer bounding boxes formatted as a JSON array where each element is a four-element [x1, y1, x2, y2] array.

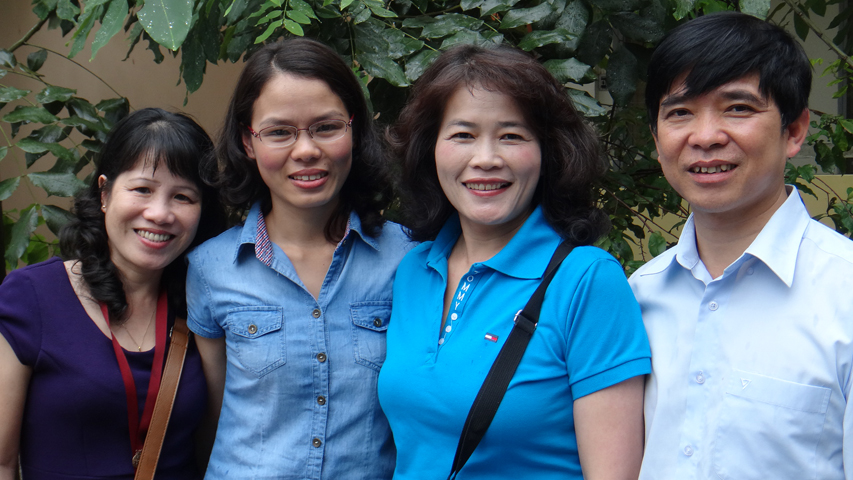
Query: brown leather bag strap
[[134, 317, 191, 480]]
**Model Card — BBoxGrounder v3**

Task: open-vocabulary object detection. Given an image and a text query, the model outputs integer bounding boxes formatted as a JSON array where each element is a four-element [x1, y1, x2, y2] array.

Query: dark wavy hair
[[646, 12, 812, 133], [60, 108, 226, 324], [387, 44, 609, 244], [204, 37, 391, 240]]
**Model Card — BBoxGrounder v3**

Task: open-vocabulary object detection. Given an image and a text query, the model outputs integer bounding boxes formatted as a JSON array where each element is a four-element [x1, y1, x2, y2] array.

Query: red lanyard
[[101, 291, 168, 467]]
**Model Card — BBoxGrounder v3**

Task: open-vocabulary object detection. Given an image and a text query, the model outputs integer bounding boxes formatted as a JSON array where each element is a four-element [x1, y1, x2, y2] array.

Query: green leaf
[[0, 87, 31, 103], [180, 36, 206, 93], [287, 9, 312, 24], [0, 177, 20, 201], [367, 4, 398, 17], [609, 12, 665, 44], [586, 0, 644, 12], [480, 0, 517, 16], [404, 14, 484, 39], [56, 0, 80, 20], [255, 20, 283, 43], [29, 125, 69, 144], [91, 0, 128, 60], [740, 0, 771, 19], [69, 5, 101, 59], [566, 88, 607, 117], [0, 146, 7, 162], [28, 172, 88, 197], [26, 49, 48, 72], [543, 57, 590, 82], [2, 106, 59, 124], [405, 49, 440, 82], [797, 164, 816, 182], [607, 45, 638, 107], [552, 0, 588, 51], [284, 19, 305, 35], [461, 0, 484, 10], [440, 29, 500, 49], [35, 86, 76, 104], [137, 0, 194, 51], [382, 28, 424, 58], [353, 5, 372, 23], [674, 0, 695, 19], [840, 119, 853, 133], [0, 50, 17, 68], [342, 0, 356, 9], [290, 0, 319, 19], [501, 3, 555, 29], [359, 53, 409, 86], [518, 29, 574, 51], [96, 97, 130, 126], [6, 206, 39, 267], [42, 205, 75, 236], [576, 20, 612, 67], [648, 231, 666, 257]]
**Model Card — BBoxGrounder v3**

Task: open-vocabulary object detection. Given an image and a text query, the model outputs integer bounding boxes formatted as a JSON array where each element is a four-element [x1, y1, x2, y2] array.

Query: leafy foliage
[[1, 0, 852, 275]]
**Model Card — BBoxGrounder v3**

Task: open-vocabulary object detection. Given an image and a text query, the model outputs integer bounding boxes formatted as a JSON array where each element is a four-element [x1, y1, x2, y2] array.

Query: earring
[[101, 204, 106, 212]]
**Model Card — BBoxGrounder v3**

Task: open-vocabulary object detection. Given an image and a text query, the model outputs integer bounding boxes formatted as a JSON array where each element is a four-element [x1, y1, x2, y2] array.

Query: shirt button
[[708, 301, 718, 311], [373, 317, 382, 327], [317, 353, 327, 363], [747, 267, 755, 275], [695, 372, 705, 384], [312, 438, 322, 448], [317, 395, 326, 405], [683, 445, 694, 456], [312, 308, 321, 318], [247, 324, 258, 334]]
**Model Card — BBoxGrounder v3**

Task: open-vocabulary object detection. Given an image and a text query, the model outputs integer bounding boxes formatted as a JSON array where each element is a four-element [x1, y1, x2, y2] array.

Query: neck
[[455, 211, 530, 265], [692, 187, 788, 279], [266, 200, 342, 247]]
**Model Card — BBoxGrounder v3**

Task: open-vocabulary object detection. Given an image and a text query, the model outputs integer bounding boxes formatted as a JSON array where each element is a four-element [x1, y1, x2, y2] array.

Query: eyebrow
[[660, 89, 768, 109], [259, 111, 346, 127], [444, 120, 530, 129]]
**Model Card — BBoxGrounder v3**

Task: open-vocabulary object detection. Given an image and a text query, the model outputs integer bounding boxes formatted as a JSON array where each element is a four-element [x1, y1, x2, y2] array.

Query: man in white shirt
[[631, 11, 853, 479]]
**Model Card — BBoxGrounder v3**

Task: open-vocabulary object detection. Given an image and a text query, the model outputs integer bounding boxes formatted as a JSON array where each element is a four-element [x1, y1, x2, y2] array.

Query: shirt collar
[[426, 206, 562, 280], [671, 186, 810, 287], [234, 203, 379, 265]]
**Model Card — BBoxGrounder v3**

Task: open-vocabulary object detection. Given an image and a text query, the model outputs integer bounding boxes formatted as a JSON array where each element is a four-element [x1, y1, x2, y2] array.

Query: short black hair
[[388, 43, 609, 245], [207, 37, 390, 239], [646, 12, 812, 133]]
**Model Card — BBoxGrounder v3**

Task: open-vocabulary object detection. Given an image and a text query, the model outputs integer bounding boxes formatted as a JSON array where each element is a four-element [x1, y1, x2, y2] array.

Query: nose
[[289, 130, 322, 162], [468, 139, 504, 170], [688, 113, 729, 150], [143, 196, 176, 225]]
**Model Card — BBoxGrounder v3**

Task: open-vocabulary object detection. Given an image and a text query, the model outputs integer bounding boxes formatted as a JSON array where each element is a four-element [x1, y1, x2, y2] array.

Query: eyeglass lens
[[259, 120, 349, 146]]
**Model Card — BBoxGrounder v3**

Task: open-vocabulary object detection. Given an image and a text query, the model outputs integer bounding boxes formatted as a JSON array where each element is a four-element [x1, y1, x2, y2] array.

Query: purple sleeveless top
[[0, 257, 205, 479]]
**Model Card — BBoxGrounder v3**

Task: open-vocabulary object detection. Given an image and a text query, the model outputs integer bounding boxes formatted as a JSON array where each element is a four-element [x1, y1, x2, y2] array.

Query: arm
[[194, 335, 226, 471], [574, 375, 645, 480], [0, 333, 31, 480]]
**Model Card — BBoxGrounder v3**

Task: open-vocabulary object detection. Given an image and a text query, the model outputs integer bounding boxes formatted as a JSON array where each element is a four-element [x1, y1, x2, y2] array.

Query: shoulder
[[187, 224, 243, 262], [371, 221, 418, 256], [2, 257, 66, 287], [559, 246, 626, 279], [802, 219, 853, 266]]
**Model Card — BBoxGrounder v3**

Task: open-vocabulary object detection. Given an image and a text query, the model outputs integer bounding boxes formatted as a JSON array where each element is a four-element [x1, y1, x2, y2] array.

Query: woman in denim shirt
[[187, 38, 413, 479]]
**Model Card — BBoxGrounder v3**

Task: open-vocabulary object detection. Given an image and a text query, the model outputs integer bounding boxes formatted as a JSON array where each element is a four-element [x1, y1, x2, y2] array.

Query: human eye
[[262, 126, 296, 143], [174, 192, 198, 203], [500, 132, 528, 144], [448, 132, 474, 141], [312, 120, 345, 138], [664, 108, 691, 119], [131, 186, 151, 194], [728, 104, 756, 114]]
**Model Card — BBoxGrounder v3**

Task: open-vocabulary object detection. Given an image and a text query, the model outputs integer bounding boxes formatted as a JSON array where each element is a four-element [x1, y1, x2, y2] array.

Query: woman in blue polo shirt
[[378, 44, 650, 479], [187, 38, 413, 478]]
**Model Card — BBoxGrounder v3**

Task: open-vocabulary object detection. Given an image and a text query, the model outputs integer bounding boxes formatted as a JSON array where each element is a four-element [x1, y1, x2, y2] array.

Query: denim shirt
[[187, 203, 414, 479]]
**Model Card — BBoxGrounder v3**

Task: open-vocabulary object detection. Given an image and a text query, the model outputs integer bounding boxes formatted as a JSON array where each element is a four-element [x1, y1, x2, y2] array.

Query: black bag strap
[[447, 241, 575, 480]]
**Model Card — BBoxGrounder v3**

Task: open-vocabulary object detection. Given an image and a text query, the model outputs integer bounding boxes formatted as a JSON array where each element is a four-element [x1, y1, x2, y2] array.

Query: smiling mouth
[[136, 230, 174, 242], [690, 165, 735, 174], [464, 182, 511, 191], [290, 173, 328, 181]]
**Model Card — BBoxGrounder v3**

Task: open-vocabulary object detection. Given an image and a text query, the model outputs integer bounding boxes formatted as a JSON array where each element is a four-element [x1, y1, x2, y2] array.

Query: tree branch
[[9, 18, 48, 52], [781, 0, 853, 70]]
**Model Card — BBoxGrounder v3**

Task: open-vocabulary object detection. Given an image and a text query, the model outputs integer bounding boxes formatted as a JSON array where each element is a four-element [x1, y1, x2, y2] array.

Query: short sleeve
[[186, 249, 225, 339], [0, 267, 44, 366], [564, 256, 651, 399]]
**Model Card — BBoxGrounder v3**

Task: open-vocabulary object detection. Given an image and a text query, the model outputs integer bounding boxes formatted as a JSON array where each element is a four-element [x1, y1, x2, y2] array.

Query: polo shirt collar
[[426, 206, 561, 280], [234, 203, 378, 264], [672, 186, 809, 287]]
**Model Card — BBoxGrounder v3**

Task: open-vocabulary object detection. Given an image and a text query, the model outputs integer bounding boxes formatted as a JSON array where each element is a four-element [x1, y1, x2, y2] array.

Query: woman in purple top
[[0, 108, 225, 479]]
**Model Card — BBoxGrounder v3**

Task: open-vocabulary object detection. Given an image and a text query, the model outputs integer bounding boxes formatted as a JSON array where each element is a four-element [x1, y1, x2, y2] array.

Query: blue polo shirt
[[377, 207, 651, 479]]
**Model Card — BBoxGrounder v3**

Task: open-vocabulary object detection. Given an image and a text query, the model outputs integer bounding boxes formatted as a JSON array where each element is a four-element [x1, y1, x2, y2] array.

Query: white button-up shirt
[[631, 188, 853, 480]]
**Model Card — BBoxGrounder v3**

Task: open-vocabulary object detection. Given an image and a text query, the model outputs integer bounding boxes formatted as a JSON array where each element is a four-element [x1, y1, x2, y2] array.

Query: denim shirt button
[[312, 438, 322, 447], [317, 395, 326, 405], [247, 324, 258, 335], [312, 308, 321, 318], [373, 317, 382, 327], [317, 352, 327, 362]]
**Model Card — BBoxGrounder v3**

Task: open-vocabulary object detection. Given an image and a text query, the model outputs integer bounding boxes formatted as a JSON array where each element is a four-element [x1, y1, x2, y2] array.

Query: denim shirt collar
[[672, 186, 809, 287], [426, 206, 562, 280], [233, 202, 379, 264]]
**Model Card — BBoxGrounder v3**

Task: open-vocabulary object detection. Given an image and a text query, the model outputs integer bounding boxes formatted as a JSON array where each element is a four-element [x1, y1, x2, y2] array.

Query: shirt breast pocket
[[350, 301, 391, 371], [713, 369, 831, 480], [225, 307, 286, 378]]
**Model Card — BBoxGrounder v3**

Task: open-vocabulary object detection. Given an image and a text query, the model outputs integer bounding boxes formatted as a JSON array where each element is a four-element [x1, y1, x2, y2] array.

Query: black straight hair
[[646, 12, 812, 133]]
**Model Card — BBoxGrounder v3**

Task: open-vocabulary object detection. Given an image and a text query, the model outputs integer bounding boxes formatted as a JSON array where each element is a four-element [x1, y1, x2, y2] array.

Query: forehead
[[661, 72, 773, 106]]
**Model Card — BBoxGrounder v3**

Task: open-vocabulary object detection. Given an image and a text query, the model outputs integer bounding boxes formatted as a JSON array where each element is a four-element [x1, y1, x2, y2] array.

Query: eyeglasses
[[247, 115, 354, 147]]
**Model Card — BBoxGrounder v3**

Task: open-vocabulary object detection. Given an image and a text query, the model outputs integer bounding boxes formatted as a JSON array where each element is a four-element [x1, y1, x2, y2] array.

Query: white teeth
[[291, 173, 327, 181], [137, 230, 172, 242], [691, 165, 732, 174], [466, 183, 509, 191]]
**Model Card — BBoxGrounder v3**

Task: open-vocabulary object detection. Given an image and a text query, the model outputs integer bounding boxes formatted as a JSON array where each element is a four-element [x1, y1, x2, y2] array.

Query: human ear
[[98, 175, 109, 211], [242, 131, 257, 160], [650, 126, 662, 164], [784, 108, 810, 159]]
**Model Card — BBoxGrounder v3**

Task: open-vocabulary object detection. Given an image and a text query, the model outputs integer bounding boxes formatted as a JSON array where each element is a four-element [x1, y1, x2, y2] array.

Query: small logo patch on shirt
[[484, 333, 498, 342], [741, 378, 751, 389]]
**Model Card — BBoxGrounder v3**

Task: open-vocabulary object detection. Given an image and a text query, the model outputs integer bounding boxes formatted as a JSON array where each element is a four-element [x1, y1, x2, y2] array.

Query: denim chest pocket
[[713, 369, 831, 480], [225, 307, 286, 378], [350, 301, 391, 371]]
